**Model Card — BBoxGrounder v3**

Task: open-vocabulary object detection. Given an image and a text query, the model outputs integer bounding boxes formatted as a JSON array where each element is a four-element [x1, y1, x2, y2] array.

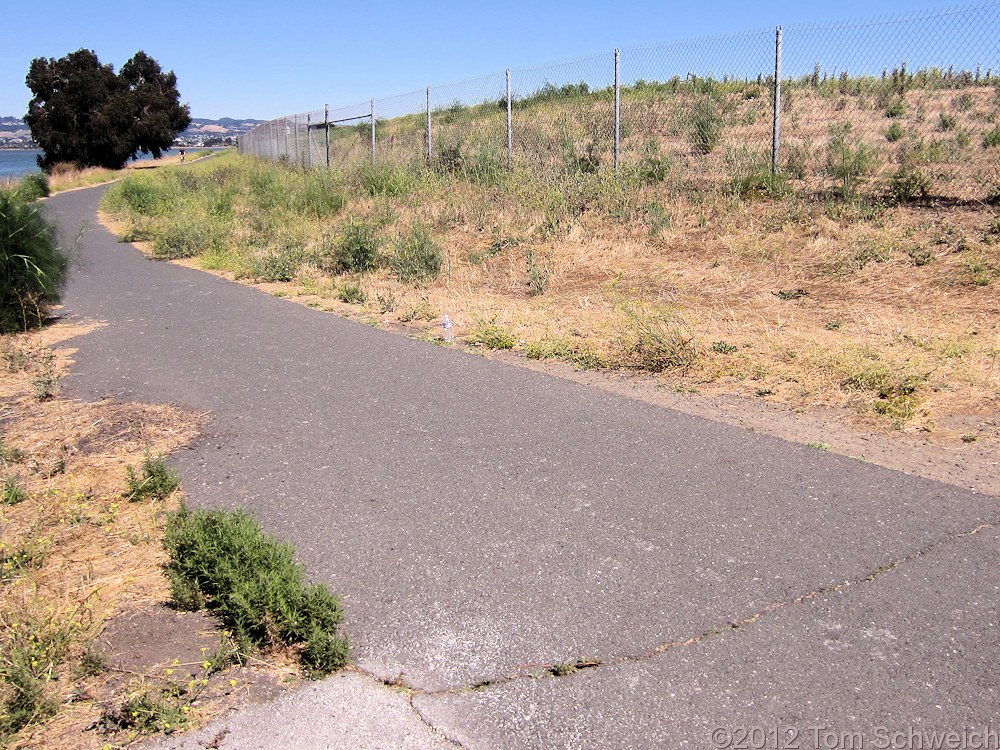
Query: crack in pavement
[[343, 667, 470, 750], [378, 521, 995, 700]]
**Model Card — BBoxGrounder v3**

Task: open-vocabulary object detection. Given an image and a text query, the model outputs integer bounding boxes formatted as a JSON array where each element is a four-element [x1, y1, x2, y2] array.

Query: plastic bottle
[[442, 314, 454, 342]]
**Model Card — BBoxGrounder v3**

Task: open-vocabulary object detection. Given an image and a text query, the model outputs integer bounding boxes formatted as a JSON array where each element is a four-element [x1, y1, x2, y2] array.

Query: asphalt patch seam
[[344, 667, 470, 749], [410, 521, 995, 698]]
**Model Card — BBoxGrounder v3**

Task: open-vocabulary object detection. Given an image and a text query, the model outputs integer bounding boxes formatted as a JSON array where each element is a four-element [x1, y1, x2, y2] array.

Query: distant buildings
[[0, 116, 263, 149]]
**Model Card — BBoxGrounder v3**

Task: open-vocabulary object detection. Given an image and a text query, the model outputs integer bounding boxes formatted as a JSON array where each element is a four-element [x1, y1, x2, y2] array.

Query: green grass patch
[[467, 323, 517, 350], [123, 455, 180, 502], [389, 225, 442, 282]]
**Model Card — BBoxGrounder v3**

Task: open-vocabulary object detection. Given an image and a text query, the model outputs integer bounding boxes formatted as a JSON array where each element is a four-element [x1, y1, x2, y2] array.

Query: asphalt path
[[47, 186, 998, 748]]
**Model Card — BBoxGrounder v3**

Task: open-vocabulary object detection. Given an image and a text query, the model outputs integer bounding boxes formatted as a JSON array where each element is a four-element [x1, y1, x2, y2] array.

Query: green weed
[[885, 122, 905, 142], [712, 341, 738, 354], [2, 477, 28, 506], [616, 307, 698, 372], [689, 96, 723, 154], [524, 338, 603, 369], [826, 122, 879, 200], [389, 225, 442, 282], [358, 164, 415, 197], [320, 219, 381, 275], [467, 323, 517, 350], [337, 282, 366, 304], [123, 454, 180, 502], [525, 248, 551, 296]]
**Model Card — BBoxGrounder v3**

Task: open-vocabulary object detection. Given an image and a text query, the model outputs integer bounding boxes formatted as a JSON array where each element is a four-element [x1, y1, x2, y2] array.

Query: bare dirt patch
[[0, 320, 300, 749]]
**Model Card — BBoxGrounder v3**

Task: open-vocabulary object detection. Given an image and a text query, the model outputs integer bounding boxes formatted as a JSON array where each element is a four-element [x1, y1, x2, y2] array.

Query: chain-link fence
[[238, 3, 1000, 200]]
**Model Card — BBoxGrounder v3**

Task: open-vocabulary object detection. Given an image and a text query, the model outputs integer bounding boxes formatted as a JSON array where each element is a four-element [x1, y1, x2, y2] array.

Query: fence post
[[371, 99, 376, 164], [294, 115, 301, 165], [307, 114, 313, 168], [506, 69, 513, 169], [771, 26, 783, 175], [325, 104, 330, 169], [614, 48, 621, 174], [283, 119, 289, 161], [426, 86, 432, 167]]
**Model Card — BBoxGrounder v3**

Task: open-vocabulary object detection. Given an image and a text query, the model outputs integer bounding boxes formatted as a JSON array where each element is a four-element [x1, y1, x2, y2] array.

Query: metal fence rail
[[238, 2, 1000, 201]]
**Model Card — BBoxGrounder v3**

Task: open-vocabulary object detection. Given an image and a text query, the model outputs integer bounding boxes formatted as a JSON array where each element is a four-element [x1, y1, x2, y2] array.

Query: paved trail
[[48, 187, 997, 749]]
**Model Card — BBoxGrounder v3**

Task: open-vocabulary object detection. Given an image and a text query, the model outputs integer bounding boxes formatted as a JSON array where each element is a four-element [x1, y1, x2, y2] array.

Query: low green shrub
[[337, 281, 366, 304], [885, 122, 905, 142], [16, 173, 50, 201], [524, 338, 603, 369], [124, 455, 180, 502], [467, 323, 516, 350], [103, 174, 178, 216], [151, 217, 220, 260], [247, 245, 306, 282], [886, 166, 931, 203], [359, 164, 415, 197], [389, 225, 442, 282], [320, 219, 381, 274], [616, 307, 698, 372], [0, 191, 70, 333], [826, 122, 880, 200], [688, 96, 723, 155], [296, 178, 347, 218], [164, 506, 348, 677], [2, 477, 28, 506]]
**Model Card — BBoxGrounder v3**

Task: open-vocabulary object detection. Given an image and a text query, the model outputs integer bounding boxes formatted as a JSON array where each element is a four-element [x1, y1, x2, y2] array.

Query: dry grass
[[45, 151, 219, 194], [0, 321, 203, 748], [101, 101, 1000, 447], [234, 174, 995, 437]]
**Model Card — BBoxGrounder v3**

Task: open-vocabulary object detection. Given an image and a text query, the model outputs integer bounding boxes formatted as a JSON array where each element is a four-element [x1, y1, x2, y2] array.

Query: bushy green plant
[[886, 166, 931, 203], [617, 307, 698, 372], [0, 613, 71, 740], [688, 96, 723, 155], [884, 98, 906, 118], [0, 191, 70, 333], [16, 173, 50, 201], [2, 476, 28, 506], [151, 216, 220, 259], [637, 139, 671, 184], [123, 454, 180, 502], [337, 281, 366, 304], [163, 506, 348, 677], [885, 122, 905, 142], [103, 174, 177, 216], [826, 122, 879, 200], [467, 323, 516, 350], [296, 178, 346, 218], [358, 164, 414, 197], [247, 245, 306, 282], [982, 126, 1000, 148], [727, 148, 788, 199], [389, 225, 442, 282], [321, 219, 381, 274], [524, 338, 603, 369]]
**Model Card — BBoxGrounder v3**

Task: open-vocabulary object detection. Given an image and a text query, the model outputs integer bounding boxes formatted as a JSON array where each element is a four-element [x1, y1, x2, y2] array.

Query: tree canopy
[[25, 49, 191, 171]]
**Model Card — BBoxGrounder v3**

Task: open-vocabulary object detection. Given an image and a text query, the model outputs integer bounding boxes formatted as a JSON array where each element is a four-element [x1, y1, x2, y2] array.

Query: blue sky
[[1, 0, 986, 120]]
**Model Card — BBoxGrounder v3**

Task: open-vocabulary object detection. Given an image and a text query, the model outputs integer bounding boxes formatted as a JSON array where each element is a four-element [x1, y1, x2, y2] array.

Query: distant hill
[[0, 116, 266, 148]]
